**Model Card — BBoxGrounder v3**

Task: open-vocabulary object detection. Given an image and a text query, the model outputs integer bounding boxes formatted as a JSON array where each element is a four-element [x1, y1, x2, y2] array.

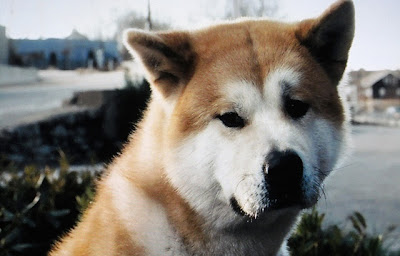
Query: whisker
[[333, 162, 356, 171]]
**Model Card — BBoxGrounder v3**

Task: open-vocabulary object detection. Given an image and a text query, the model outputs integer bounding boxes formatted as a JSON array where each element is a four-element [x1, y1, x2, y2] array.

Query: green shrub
[[0, 156, 98, 256], [288, 207, 399, 256]]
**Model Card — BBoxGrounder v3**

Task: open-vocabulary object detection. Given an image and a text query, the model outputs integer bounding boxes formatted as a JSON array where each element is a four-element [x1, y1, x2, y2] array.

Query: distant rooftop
[[65, 29, 88, 40], [349, 70, 400, 88]]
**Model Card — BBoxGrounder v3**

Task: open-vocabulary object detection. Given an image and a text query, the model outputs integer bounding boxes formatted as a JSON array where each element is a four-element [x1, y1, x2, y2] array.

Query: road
[[0, 70, 125, 128], [317, 125, 400, 249]]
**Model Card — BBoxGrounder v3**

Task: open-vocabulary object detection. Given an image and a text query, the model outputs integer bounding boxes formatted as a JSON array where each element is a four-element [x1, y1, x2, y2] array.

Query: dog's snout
[[264, 150, 304, 208], [266, 150, 303, 186]]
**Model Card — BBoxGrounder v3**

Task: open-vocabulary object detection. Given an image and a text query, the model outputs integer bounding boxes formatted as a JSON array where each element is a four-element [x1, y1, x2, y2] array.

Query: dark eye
[[217, 112, 245, 128], [285, 98, 310, 119]]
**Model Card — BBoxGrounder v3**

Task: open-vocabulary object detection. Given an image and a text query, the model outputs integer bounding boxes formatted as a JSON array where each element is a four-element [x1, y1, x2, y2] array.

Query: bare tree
[[226, 0, 278, 18]]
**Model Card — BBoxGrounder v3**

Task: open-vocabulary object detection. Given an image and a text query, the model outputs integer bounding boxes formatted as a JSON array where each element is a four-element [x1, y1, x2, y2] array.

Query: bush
[[0, 154, 98, 256], [288, 207, 399, 256]]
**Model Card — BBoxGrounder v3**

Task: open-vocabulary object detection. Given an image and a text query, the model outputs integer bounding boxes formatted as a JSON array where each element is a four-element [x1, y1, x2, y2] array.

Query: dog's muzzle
[[230, 150, 314, 217]]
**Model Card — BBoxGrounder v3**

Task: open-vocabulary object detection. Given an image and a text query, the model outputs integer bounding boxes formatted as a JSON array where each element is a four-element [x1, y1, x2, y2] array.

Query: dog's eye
[[217, 112, 245, 128], [285, 98, 310, 119]]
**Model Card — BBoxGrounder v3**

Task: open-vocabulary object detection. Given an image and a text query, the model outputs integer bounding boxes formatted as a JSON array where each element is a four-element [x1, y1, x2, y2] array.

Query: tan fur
[[51, 184, 145, 255], [50, 1, 354, 255]]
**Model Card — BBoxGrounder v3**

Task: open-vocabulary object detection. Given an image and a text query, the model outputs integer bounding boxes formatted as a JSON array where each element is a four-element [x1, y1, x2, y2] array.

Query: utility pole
[[146, 0, 153, 30]]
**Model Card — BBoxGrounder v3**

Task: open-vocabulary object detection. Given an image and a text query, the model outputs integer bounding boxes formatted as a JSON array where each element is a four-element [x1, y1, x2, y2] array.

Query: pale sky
[[0, 0, 399, 71]]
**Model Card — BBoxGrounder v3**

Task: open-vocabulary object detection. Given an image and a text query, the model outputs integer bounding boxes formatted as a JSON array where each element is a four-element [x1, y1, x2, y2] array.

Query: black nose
[[265, 150, 304, 207]]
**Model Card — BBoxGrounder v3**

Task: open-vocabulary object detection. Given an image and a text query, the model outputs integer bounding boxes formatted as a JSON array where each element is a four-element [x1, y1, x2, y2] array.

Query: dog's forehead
[[187, 20, 314, 106], [191, 20, 303, 86]]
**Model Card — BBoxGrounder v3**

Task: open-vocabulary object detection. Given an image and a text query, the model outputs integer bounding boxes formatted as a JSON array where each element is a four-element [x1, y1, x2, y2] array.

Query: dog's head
[[124, 1, 354, 226]]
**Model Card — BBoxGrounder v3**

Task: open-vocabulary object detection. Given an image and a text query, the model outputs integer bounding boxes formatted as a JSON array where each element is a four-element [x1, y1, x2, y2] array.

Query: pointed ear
[[296, 0, 355, 84], [123, 29, 195, 97]]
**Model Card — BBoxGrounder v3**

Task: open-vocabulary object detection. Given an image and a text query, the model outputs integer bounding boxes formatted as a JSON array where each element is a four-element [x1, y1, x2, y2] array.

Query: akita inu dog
[[50, 1, 354, 255]]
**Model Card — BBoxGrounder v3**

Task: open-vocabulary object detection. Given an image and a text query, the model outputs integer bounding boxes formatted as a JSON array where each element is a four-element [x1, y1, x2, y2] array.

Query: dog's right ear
[[296, 0, 355, 85], [123, 29, 195, 98]]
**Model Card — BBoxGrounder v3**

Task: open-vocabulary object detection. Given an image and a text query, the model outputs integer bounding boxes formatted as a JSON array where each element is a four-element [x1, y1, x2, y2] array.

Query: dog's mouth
[[267, 192, 316, 211], [230, 197, 248, 217], [229, 187, 318, 219], [230, 196, 313, 219]]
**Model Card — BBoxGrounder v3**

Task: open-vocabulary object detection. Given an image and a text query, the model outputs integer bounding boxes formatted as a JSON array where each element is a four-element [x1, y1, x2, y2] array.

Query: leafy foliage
[[0, 155, 98, 256], [289, 207, 399, 256]]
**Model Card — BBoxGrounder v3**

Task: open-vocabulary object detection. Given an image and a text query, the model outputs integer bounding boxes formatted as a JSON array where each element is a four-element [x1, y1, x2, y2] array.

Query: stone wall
[[0, 85, 150, 167]]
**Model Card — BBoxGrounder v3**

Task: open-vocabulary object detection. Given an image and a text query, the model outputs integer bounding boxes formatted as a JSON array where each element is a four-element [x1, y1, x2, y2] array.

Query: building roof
[[65, 29, 88, 40], [356, 70, 400, 88]]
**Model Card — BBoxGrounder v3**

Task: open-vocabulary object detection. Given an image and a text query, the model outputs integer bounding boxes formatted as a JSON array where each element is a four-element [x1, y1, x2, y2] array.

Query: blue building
[[11, 30, 120, 70]]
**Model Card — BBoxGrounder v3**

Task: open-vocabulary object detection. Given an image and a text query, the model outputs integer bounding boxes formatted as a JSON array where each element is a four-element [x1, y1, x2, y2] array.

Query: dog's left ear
[[123, 29, 195, 98], [296, 0, 355, 84]]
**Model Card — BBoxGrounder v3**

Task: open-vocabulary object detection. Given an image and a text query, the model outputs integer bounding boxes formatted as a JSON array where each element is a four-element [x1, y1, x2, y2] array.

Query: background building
[[348, 70, 400, 112], [10, 29, 120, 70]]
